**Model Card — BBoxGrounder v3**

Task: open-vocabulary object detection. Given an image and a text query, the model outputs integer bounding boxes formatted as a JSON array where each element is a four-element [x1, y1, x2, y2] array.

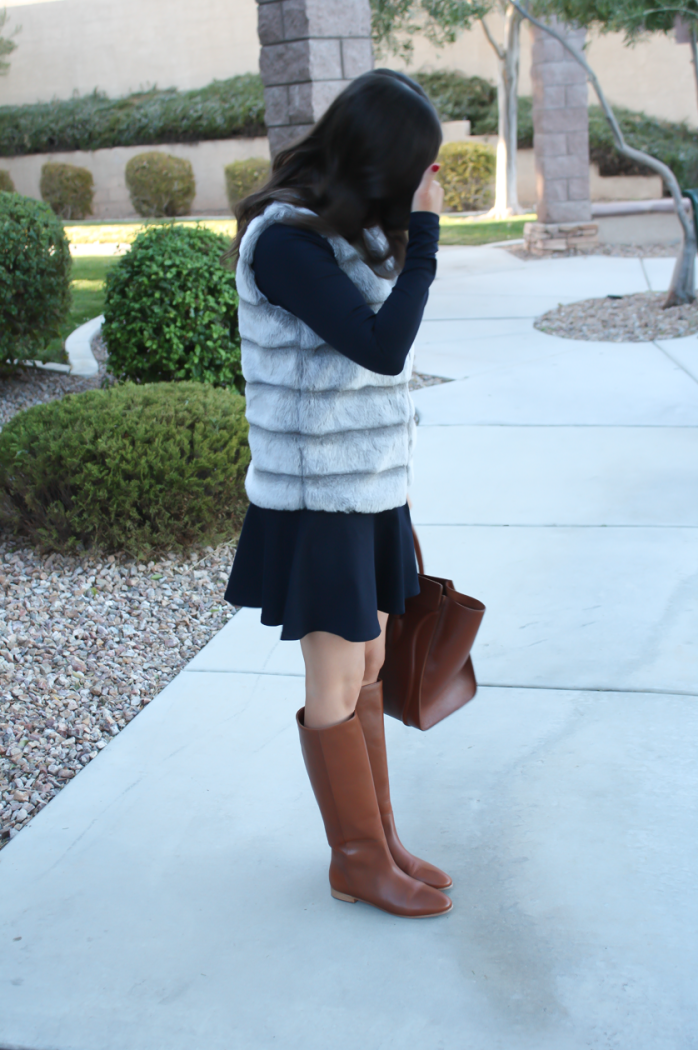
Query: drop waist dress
[[224, 209, 440, 642]]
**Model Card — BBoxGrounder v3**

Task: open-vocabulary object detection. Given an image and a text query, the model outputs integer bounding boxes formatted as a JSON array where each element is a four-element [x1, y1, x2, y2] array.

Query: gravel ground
[[0, 333, 447, 847], [0, 333, 241, 847], [0, 333, 108, 429], [507, 243, 680, 260], [409, 371, 450, 391], [535, 290, 698, 342]]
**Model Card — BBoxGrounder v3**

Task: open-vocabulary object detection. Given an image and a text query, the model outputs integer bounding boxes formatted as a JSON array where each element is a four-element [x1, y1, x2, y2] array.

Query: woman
[[225, 69, 451, 918]]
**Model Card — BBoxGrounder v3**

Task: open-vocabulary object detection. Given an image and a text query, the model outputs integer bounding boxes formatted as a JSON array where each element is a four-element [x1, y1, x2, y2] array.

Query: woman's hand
[[411, 163, 443, 215]]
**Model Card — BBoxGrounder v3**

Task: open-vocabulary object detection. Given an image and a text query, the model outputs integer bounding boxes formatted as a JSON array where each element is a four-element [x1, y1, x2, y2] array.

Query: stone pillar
[[257, 0, 374, 157], [524, 19, 598, 254]]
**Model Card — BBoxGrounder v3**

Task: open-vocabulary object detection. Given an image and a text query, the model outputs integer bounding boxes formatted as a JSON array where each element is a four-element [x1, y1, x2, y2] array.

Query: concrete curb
[[64, 314, 102, 377], [23, 315, 102, 377]]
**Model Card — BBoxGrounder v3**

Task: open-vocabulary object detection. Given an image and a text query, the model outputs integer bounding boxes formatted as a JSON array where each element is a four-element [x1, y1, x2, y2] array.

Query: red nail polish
[[431, 163, 440, 171]]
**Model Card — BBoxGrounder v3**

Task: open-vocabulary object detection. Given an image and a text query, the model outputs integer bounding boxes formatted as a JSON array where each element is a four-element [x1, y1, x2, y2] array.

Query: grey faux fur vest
[[236, 201, 416, 513]]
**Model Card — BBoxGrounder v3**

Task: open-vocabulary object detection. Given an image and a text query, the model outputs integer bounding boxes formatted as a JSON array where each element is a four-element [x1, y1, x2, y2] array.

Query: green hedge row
[[0, 74, 265, 157], [2, 69, 696, 189]]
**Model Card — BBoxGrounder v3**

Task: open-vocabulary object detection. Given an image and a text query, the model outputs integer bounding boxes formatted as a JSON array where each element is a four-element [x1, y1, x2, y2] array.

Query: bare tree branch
[[480, 15, 506, 58]]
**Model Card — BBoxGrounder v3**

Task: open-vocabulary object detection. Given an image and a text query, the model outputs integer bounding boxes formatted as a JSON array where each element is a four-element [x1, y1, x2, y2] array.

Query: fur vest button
[[237, 202, 416, 514]]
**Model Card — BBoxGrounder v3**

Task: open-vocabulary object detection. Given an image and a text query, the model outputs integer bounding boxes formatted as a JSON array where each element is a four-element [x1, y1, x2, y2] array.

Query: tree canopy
[[532, 0, 698, 40], [0, 8, 18, 77]]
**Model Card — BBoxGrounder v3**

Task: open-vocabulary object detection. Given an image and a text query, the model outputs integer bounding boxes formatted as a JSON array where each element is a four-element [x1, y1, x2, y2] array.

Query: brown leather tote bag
[[380, 530, 485, 731]]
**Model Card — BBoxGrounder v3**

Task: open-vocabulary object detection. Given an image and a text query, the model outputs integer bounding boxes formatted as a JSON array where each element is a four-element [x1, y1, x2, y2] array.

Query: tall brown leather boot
[[297, 709, 452, 918], [355, 682, 453, 891]]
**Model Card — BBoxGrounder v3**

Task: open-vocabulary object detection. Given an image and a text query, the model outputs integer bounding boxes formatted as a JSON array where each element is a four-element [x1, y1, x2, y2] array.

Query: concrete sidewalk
[[1, 246, 697, 1050]]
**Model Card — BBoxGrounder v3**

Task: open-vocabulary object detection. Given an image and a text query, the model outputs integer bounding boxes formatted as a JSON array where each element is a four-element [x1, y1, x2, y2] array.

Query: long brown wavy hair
[[231, 69, 442, 272]]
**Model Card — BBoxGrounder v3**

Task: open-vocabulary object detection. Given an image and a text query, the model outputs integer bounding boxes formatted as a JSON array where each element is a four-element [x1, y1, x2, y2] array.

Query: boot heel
[[331, 888, 358, 903]]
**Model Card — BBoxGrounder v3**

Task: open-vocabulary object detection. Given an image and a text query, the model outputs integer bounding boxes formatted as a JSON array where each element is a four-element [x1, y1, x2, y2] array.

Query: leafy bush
[[0, 169, 14, 191], [414, 72, 497, 132], [102, 224, 242, 389], [0, 75, 266, 157], [40, 161, 94, 219], [438, 141, 496, 212], [414, 71, 535, 145], [0, 192, 71, 371], [588, 105, 698, 190], [125, 151, 196, 217], [225, 158, 270, 211], [0, 382, 250, 554]]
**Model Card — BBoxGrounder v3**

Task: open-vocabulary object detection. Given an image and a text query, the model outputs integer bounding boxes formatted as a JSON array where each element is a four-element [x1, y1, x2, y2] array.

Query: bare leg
[[301, 612, 389, 729], [363, 611, 389, 685]]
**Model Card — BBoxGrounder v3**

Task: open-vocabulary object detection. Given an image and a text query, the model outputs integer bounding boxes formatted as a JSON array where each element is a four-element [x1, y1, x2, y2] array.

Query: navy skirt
[[224, 502, 420, 642]]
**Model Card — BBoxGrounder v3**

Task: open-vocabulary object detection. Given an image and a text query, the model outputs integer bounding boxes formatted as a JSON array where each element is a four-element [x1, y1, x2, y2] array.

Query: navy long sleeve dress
[[224, 211, 439, 642]]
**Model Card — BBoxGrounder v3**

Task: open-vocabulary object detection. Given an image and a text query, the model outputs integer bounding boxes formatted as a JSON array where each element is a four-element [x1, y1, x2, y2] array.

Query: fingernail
[[431, 164, 440, 171]]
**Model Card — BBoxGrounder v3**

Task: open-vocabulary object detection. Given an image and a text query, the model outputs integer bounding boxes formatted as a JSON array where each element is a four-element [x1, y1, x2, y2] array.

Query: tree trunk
[[481, 5, 524, 219], [512, 0, 695, 307]]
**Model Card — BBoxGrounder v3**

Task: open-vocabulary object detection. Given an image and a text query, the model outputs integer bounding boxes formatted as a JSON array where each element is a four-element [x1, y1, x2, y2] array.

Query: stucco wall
[[0, 137, 270, 218], [2, 0, 697, 127], [1, 0, 260, 105], [388, 16, 698, 128]]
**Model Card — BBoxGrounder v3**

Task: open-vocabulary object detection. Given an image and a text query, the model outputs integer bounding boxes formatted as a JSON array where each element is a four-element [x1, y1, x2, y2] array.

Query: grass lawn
[[38, 256, 118, 365], [439, 213, 536, 246]]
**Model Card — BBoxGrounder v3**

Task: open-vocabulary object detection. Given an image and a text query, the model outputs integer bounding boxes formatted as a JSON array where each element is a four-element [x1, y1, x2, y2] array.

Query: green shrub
[[0, 382, 250, 554], [437, 141, 496, 212], [125, 151, 195, 217], [39, 161, 94, 219], [0, 75, 266, 157], [415, 72, 496, 133], [0, 169, 14, 191], [588, 105, 698, 189], [225, 158, 270, 211], [102, 224, 242, 389], [0, 192, 71, 371]]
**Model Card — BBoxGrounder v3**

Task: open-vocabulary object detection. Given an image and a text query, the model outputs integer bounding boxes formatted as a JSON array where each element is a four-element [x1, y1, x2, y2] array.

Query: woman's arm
[[251, 211, 439, 377]]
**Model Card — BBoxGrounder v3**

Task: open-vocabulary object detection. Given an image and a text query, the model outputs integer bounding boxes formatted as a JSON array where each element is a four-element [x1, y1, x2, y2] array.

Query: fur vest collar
[[237, 201, 415, 513]]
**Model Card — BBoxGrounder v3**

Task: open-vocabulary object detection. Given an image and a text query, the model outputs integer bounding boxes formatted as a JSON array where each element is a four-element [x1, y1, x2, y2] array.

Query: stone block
[[537, 107, 589, 134], [289, 78, 346, 122], [539, 84, 566, 109], [307, 0, 371, 38], [544, 199, 593, 222], [259, 40, 310, 85], [565, 82, 588, 109], [310, 78, 347, 119], [533, 132, 567, 157], [282, 0, 370, 39], [257, 1, 284, 45], [268, 123, 313, 155], [568, 176, 591, 200], [341, 37, 373, 78], [566, 131, 591, 159], [535, 61, 586, 87], [540, 153, 586, 179], [281, 0, 310, 40], [308, 37, 343, 80], [263, 84, 290, 126], [531, 33, 564, 65], [541, 178, 569, 203], [287, 81, 313, 123]]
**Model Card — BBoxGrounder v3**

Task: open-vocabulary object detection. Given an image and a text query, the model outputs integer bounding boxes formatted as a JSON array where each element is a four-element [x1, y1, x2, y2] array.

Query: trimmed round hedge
[[438, 141, 496, 212], [0, 382, 250, 554], [40, 161, 94, 220], [0, 192, 71, 372], [102, 223, 242, 390], [125, 151, 196, 218]]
